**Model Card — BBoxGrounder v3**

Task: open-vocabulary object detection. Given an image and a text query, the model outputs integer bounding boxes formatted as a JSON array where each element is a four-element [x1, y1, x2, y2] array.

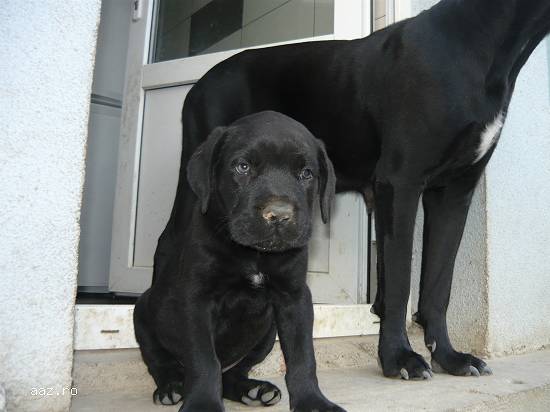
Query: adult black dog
[[154, 0, 550, 382], [134, 111, 344, 412]]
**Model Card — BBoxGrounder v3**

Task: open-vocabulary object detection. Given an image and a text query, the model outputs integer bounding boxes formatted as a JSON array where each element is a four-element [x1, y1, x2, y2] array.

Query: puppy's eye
[[235, 161, 250, 175], [299, 167, 313, 180]]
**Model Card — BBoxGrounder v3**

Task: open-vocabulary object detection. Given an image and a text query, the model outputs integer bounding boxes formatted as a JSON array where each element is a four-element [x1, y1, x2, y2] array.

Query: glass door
[[110, 0, 373, 305]]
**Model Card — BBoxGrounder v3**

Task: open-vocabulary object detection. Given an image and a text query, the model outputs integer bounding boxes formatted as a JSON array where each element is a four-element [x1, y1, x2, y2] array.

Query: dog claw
[[160, 393, 174, 405], [239, 382, 282, 407], [400, 368, 410, 380], [153, 382, 185, 405], [422, 370, 433, 380], [469, 366, 481, 377], [248, 386, 260, 399], [482, 365, 493, 376], [242, 396, 262, 406], [261, 390, 280, 404], [426, 341, 437, 353]]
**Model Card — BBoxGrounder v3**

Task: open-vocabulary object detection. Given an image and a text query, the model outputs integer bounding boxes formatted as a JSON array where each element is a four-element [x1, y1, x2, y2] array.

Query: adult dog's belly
[[214, 286, 275, 369]]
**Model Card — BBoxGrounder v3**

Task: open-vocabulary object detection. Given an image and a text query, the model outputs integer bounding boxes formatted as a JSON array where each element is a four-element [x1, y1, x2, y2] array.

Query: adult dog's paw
[[153, 381, 184, 405], [431, 350, 492, 377], [379, 347, 433, 381], [292, 395, 346, 412], [240, 381, 282, 407]]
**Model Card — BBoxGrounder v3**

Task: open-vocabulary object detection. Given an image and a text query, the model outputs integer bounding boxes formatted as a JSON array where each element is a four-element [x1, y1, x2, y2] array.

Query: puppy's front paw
[[292, 395, 346, 412]]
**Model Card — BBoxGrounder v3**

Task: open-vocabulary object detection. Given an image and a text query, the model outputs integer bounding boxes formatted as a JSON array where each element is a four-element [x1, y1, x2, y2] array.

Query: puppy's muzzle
[[261, 200, 294, 225]]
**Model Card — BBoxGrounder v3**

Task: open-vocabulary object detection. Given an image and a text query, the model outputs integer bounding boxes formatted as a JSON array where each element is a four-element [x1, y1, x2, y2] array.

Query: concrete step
[[72, 326, 429, 396], [71, 349, 550, 412]]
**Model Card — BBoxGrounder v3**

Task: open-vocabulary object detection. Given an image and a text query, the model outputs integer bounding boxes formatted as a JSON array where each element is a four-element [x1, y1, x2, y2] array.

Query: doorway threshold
[[74, 304, 380, 350]]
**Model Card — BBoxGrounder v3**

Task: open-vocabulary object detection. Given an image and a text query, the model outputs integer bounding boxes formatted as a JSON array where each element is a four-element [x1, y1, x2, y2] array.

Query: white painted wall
[[409, 0, 550, 356], [0, 1, 101, 411], [486, 39, 550, 355]]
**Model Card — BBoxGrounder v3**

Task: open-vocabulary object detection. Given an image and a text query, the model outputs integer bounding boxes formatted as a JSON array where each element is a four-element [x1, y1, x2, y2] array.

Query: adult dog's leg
[[374, 179, 432, 379], [417, 175, 492, 376], [134, 292, 185, 405], [222, 323, 282, 407]]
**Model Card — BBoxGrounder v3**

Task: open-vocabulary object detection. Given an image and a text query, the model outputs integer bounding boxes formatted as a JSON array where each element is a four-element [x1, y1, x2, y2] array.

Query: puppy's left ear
[[317, 140, 336, 224], [187, 126, 227, 214]]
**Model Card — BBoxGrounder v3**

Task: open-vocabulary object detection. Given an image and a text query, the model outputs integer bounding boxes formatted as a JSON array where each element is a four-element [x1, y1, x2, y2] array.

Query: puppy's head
[[187, 111, 335, 252]]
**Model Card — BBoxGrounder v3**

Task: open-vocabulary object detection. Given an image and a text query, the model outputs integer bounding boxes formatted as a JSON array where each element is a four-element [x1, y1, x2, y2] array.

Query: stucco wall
[[486, 39, 550, 355], [0, 1, 101, 411]]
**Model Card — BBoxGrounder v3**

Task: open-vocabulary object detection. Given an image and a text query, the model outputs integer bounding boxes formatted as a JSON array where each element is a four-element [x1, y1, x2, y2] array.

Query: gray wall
[[0, 1, 101, 410], [485, 39, 550, 355]]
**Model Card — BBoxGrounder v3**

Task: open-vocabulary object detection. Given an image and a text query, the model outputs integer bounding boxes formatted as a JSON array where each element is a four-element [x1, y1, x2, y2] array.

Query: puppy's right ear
[[186, 126, 227, 214]]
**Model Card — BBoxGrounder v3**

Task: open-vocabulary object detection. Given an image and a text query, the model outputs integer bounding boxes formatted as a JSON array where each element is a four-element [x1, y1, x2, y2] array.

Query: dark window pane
[[152, 0, 334, 63]]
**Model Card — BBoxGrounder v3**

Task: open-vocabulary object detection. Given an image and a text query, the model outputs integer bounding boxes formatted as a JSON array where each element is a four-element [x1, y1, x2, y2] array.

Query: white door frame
[[76, 0, 416, 349], [395, 0, 412, 22]]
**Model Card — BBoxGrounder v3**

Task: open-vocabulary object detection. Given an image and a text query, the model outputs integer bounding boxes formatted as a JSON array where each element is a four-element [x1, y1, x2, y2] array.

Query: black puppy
[[161, 0, 550, 381], [134, 111, 344, 412]]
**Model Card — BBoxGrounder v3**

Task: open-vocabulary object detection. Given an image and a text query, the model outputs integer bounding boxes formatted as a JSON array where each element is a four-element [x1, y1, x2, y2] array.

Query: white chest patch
[[247, 272, 267, 288], [474, 111, 505, 163]]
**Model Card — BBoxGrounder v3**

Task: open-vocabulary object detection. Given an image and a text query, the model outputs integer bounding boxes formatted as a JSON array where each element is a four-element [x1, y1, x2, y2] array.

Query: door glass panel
[[152, 0, 335, 63]]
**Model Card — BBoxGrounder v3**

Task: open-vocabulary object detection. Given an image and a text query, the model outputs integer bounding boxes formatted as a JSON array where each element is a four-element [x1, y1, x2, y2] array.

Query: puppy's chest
[[218, 271, 273, 314], [235, 271, 271, 301], [244, 272, 268, 289]]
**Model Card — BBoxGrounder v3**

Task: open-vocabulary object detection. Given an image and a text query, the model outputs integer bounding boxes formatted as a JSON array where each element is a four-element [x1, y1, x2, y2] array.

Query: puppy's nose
[[262, 200, 294, 224]]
